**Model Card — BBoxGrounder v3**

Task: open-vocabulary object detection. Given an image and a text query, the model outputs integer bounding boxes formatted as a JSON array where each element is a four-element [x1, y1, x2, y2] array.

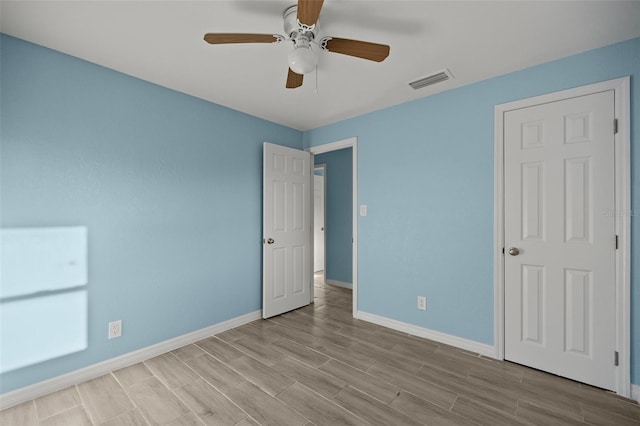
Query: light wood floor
[[2, 272, 639, 425]]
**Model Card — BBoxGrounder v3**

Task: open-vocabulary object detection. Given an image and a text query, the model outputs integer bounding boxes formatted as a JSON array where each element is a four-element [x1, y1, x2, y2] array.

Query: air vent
[[409, 69, 453, 90]]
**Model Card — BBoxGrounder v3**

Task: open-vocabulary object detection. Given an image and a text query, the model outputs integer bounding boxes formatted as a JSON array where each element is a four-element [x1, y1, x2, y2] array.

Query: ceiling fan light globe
[[288, 47, 317, 75]]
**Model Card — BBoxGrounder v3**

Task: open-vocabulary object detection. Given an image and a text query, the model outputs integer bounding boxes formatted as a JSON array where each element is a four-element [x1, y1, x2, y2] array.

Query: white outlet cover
[[108, 320, 122, 339]]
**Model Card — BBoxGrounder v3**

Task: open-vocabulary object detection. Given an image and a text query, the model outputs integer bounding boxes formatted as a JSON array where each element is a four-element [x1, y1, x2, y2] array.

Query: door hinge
[[502, 247, 505, 255], [613, 118, 618, 134], [614, 351, 619, 366], [615, 235, 619, 250]]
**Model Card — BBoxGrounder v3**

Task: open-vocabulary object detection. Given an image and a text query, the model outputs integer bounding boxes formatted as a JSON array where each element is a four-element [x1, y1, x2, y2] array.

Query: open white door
[[263, 142, 313, 318]]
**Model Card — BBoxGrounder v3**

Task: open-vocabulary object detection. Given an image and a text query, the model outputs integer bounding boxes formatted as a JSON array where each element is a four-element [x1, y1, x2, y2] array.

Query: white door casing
[[263, 142, 313, 318], [494, 77, 631, 397]]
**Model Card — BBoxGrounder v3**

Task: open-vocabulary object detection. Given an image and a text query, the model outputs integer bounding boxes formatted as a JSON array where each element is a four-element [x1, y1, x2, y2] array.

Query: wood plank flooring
[[2, 273, 638, 425]]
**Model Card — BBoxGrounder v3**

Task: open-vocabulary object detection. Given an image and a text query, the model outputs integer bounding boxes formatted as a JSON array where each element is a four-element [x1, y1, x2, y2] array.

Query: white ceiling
[[2, 1, 639, 131]]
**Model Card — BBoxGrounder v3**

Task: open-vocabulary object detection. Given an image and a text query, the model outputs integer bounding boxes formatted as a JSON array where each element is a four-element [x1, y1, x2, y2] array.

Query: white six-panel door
[[263, 142, 312, 318], [504, 91, 616, 390]]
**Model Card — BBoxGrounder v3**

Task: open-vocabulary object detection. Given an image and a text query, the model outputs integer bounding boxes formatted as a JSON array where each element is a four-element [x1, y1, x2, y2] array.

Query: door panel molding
[[494, 77, 631, 397]]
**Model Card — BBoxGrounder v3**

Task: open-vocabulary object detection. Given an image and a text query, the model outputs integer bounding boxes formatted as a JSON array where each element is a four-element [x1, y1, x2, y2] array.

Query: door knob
[[508, 247, 520, 256], [266, 238, 275, 245]]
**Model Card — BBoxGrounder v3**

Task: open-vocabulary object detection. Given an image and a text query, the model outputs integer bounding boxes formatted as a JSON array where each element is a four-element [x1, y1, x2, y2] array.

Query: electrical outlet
[[417, 296, 427, 311], [108, 320, 122, 339]]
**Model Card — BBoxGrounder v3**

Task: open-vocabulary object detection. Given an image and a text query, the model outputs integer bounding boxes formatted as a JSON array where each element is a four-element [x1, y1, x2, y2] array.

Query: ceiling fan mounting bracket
[[297, 21, 316, 33], [318, 36, 332, 50]]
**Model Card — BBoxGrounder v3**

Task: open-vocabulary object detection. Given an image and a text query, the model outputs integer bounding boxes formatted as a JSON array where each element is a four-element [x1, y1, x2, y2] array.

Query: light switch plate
[[417, 296, 427, 311], [360, 205, 367, 217]]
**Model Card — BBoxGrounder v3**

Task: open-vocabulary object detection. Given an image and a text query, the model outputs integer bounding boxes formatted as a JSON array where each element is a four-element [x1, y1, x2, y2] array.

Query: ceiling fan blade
[[204, 33, 279, 44], [297, 0, 324, 27], [324, 37, 390, 62], [286, 68, 304, 89]]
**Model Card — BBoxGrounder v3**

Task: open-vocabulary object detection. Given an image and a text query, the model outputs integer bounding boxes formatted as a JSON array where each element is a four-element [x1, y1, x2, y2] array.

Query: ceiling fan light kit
[[203, 0, 390, 89], [288, 39, 317, 75]]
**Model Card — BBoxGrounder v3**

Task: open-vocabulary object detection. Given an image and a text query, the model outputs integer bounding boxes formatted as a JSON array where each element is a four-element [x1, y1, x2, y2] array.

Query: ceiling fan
[[203, 0, 390, 89]]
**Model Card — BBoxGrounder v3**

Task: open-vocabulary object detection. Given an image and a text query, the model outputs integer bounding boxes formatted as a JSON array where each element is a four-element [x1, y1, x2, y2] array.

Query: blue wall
[[304, 38, 640, 384], [314, 148, 353, 285], [2, 32, 638, 394], [0, 34, 302, 393]]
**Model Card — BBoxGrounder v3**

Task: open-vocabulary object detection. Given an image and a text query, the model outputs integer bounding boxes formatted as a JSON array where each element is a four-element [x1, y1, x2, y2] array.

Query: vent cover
[[409, 69, 453, 90]]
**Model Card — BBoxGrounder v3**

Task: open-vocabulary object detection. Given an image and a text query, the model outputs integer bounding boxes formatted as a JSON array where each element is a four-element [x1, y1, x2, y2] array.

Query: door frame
[[493, 77, 631, 397], [313, 164, 327, 273], [308, 137, 358, 316]]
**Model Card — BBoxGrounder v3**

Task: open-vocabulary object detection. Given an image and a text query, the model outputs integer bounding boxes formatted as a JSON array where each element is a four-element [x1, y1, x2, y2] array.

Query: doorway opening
[[313, 164, 326, 276], [309, 138, 358, 316]]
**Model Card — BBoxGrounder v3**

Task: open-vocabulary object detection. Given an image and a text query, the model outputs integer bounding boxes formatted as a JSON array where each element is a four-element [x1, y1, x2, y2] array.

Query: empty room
[[1, 1, 639, 425]]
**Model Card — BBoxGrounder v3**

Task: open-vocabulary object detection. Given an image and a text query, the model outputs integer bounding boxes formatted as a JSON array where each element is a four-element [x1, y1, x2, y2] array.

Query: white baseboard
[[356, 310, 496, 358], [632, 384, 640, 403], [325, 279, 352, 289], [0, 310, 262, 410]]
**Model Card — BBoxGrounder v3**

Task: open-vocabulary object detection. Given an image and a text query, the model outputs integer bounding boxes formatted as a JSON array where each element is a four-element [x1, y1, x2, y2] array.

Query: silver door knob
[[266, 238, 275, 245], [508, 247, 520, 256]]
